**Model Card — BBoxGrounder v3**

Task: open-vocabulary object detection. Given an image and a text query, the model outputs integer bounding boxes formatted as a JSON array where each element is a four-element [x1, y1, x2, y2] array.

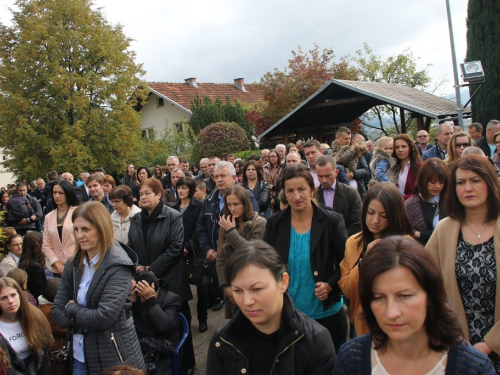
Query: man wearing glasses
[[416, 130, 432, 157]]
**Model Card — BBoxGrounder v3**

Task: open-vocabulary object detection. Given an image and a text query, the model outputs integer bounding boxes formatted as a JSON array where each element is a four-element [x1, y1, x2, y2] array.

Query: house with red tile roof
[[138, 78, 264, 139]]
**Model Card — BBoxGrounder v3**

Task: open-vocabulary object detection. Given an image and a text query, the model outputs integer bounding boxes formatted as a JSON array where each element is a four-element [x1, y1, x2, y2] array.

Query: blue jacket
[[334, 334, 495, 374], [422, 145, 446, 161]]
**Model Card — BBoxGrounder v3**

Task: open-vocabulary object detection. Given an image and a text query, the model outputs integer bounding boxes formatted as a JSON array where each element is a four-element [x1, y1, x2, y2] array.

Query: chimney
[[184, 77, 198, 87], [234, 78, 247, 92]]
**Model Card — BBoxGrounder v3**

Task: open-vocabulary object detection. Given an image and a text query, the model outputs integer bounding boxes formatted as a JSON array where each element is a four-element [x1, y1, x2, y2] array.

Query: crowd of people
[[0, 119, 500, 374]]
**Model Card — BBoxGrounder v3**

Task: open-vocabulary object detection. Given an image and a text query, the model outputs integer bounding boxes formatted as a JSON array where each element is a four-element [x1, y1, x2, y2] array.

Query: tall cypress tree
[[466, 0, 500, 125]]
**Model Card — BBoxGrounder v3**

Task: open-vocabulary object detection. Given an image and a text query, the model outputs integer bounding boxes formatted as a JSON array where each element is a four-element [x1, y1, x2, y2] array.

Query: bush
[[235, 150, 262, 161], [191, 122, 250, 163]]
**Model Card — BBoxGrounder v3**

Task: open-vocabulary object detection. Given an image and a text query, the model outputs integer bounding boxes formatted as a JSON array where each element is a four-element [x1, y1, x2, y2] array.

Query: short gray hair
[[167, 156, 179, 164], [487, 119, 500, 130], [214, 161, 236, 176], [436, 123, 453, 134], [275, 144, 286, 151]]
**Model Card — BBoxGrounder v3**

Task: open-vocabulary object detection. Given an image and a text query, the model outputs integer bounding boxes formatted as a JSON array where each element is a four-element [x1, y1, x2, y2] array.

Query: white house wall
[[140, 93, 190, 139]]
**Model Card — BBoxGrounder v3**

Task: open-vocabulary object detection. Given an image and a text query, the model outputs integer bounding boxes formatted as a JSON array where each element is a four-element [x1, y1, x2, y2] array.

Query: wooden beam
[[307, 96, 370, 109], [400, 107, 406, 133], [416, 117, 424, 131]]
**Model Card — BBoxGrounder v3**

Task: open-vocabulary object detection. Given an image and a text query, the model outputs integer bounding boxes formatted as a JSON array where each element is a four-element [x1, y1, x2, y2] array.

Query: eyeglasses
[[455, 142, 470, 148]]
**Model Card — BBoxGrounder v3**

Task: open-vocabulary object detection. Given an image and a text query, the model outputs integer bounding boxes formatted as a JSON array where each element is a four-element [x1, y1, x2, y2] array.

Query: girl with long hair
[[241, 161, 271, 218], [18, 232, 45, 301], [389, 133, 421, 196], [444, 131, 473, 170]]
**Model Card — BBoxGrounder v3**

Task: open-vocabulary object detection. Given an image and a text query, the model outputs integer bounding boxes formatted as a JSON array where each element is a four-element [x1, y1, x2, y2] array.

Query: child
[[4, 191, 35, 226], [194, 179, 206, 202], [6, 269, 38, 307], [370, 136, 396, 183]]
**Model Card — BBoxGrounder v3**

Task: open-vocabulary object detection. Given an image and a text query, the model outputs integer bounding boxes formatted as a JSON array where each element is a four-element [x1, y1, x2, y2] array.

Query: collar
[[83, 253, 101, 268], [11, 253, 20, 263]]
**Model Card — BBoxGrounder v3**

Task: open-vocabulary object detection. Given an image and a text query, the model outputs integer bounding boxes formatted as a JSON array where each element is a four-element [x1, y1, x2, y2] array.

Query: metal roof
[[258, 79, 471, 139]]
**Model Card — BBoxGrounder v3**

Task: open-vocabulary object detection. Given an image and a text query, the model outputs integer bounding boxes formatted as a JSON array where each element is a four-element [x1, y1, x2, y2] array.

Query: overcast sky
[[0, 0, 470, 98]]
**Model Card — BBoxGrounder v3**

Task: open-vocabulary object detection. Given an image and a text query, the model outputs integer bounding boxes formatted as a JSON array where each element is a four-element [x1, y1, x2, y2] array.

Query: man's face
[[296, 141, 303, 152], [352, 134, 365, 145], [468, 127, 482, 141], [487, 124, 500, 143], [261, 150, 270, 163], [171, 170, 184, 187], [36, 179, 45, 190], [208, 159, 220, 175], [304, 146, 321, 168], [436, 125, 454, 149], [367, 142, 374, 152], [214, 166, 235, 195], [286, 152, 301, 166], [87, 180, 103, 199], [62, 173, 74, 184], [17, 186, 27, 198], [316, 163, 338, 190], [336, 132, 351, 146], [179, 162, 189, 172], [227, 156, 235, 164], [167, 159, 178, 173], [194, 188, 205, 202], [416, 131, 429, 146], [200, 160, 209, 176], [277, 148, 286, 159]]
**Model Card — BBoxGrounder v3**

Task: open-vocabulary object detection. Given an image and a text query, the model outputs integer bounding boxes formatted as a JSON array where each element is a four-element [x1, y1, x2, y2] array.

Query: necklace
[[57, 207, 69, 225], [0, 314, 17, 322], [466, 220, 489, 239]]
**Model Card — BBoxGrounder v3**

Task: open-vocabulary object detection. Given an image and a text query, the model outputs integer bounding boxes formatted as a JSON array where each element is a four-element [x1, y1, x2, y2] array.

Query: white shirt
[[0, 320, 31, 359], [398, 161, 411, 195]]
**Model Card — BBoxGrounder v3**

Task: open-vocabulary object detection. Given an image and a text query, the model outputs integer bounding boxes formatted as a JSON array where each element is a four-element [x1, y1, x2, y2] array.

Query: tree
[[0, 0, 148, 180], [257, 44, 359, 130], [354, 43, 432, 136], [466, 0, 500, 125]]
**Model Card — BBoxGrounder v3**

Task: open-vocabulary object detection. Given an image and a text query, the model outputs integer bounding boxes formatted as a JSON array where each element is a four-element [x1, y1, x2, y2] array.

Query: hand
[[135, 280, 156, 302], [206, 249, 217, 262], [414, 231, 421, 238], [366, 238, 382, 254], [474, 342, 492, 355], [130, 280, 138, 303], [219, 215, 236, 231], [315, 282, 332, 301], [19, 218, 28, 225], [183, 248, 188, 257], [30, 215, 36, 221], [347, 172, 354, 181], [224, 287, 235, 305], [53, 261, 64, 274], [65, 300, 74, 309]]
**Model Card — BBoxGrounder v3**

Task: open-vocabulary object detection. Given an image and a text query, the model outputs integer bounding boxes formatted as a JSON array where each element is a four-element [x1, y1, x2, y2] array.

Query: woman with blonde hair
[[444, 131, 473, 170], [0, 276, 53, 374], [52, 201, 144, 375]]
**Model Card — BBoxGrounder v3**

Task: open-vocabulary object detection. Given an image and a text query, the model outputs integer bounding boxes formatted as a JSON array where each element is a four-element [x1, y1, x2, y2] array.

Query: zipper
[[219, 336, 249, 369], [110, 332, 124, 363], [269, 333, 304, 375]]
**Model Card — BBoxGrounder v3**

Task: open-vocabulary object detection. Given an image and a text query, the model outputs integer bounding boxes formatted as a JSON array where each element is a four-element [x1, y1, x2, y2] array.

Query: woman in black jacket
[[263, 163, 348, 353], [171, 177, 208, 333], [18, 231, 45, 301], [207, 240, 335, 375], [241, 160, 272, 218]]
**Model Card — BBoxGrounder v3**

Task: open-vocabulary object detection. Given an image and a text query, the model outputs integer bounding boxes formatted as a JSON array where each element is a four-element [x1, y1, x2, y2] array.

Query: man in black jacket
[[475, 119, 500, 158]]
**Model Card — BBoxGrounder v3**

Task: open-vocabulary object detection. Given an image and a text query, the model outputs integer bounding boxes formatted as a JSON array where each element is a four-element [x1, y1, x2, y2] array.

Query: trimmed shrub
[[235, 150, 262, 161]]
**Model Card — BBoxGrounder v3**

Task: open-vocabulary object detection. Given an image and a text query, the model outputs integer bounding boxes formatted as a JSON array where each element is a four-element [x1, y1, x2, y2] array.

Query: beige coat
[[42, 206, 77, 272], [0, 252, 18, 277], [426, 216, 500, 355]]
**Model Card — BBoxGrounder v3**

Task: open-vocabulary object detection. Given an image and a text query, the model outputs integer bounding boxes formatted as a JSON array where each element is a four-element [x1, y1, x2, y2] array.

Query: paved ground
[[189, 285, 226, 375]]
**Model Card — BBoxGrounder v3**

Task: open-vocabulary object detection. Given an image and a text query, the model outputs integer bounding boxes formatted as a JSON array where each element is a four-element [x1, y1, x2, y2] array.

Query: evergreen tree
[[466, 0, 500, 125]]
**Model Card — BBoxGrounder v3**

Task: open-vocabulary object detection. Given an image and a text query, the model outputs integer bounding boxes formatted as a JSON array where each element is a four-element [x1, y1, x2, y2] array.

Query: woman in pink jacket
[[42, 179, 80, 275]]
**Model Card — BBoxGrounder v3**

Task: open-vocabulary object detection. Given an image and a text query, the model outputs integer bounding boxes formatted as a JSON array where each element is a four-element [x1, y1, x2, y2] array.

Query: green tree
[[466, 0, 500, 125], [0, 0, 148, 181]]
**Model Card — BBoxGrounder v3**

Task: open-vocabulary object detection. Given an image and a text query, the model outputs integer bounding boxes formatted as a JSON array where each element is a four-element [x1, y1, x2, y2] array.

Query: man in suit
[[315, 155, 361, 237], [475, 119, 500, 158]]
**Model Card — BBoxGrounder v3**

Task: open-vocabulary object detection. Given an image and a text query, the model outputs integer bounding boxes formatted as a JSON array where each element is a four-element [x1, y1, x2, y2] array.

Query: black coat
[[171, 198, 203, 258], [475, 137, 493, 158], [264, 204, 348, 309], [128, 203, 192, 301], [207, 293, 335, 375], [19, 258, 46, 300]]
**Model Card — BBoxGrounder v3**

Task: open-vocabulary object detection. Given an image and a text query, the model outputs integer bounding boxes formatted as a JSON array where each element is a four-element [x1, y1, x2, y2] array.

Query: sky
[[0, 0, 470, 98]]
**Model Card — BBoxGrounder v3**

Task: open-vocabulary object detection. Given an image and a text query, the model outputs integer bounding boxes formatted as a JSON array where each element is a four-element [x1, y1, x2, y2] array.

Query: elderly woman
[[109, 185, 141, 243]]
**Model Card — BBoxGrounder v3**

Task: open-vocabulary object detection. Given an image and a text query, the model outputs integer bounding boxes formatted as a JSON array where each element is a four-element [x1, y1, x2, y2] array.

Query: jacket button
[[313, 271, 318, 276], [215, 342, 220, 347], [295, 330, 299, 335], [241, 369, 247, 374]]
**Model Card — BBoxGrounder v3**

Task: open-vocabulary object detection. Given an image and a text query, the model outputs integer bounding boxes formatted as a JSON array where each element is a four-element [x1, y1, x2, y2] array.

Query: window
[[142, 128, 155, 139], [175, 122, 184, 134], [157, 97, 164, 108]]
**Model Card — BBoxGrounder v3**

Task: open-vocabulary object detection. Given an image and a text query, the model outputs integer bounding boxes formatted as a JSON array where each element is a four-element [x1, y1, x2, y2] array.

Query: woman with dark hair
[[171, 177, 208, 333], [405, 158, 449, 245], [110, 185, 141, 243], [0, 234, 23, 277], [339, 183, 414, 336], [444, 131, 473, 170], [207, 240, 335, 375], [42, 179, 79, 275], [191, 164, 200, 177], [241, 160, 271, 218], [264, 163, 348, 352], [52, 201, 145, 374], [264, 149, 283, 211], [389, 133, 421, 196], [335, 236, 495, 374], [234, 160, 245, 183], [18, 232, 45, 300], [427, 154, 500, 371], [0, 277, 53, 374], [0, 190, 9, 212], [131, 166, 152, 205], [216, 185, 267, 319], [153, 165, 165, 180]]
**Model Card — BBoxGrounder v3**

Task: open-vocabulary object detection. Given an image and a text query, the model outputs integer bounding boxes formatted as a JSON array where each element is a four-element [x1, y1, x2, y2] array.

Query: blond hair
[[377, 136, 393, 148]]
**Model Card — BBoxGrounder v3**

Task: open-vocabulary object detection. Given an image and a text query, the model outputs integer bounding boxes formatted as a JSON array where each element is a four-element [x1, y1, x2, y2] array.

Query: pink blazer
[[42, 206, 77, 272]]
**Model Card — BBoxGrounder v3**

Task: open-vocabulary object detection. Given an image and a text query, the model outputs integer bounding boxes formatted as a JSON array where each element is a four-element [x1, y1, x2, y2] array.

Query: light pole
[[445, 0, 464, 129]]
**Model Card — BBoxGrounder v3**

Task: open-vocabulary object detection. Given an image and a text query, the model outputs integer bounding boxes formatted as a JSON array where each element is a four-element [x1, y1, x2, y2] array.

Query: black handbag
[[183, 240, 210, 286], [49, 332, 71, 375]]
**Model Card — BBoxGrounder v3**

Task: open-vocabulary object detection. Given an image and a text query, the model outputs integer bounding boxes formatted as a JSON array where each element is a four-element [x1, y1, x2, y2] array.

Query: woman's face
[[137, 169, 148, 182], [0, 286, 21, 318], [103, 183, 113, 195], [455, 168, 489, 210], [73, 217, 100, 255], [284, 177, 313, 212], [288, 146, 297, 153], [52, 184, 67, 207], [454, 136, 470, 157], [140, 185, 161, 211], [370, 267, 428, 345], [245, 165, 258, 181], [1, 193, 8, 204], [394, 140, 410, 161], [496, 137, 500, 154], [231, 264, 288, 334], [193, 166, 199, 174], [177, 185, 190, 200], [8, 236, 23, 257], [111, 198, 128, 215], [365, 199, 389, 239], [269, 152, 279, 166], [226, 194, 244, 219], [426, 176, 445, 198], [155, 167, 161, 175]]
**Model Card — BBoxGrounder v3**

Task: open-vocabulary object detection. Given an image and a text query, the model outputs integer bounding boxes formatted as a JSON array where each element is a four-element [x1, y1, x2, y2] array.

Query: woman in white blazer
[[42, 180, 79, 275], [109, 185, 141, 243]]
